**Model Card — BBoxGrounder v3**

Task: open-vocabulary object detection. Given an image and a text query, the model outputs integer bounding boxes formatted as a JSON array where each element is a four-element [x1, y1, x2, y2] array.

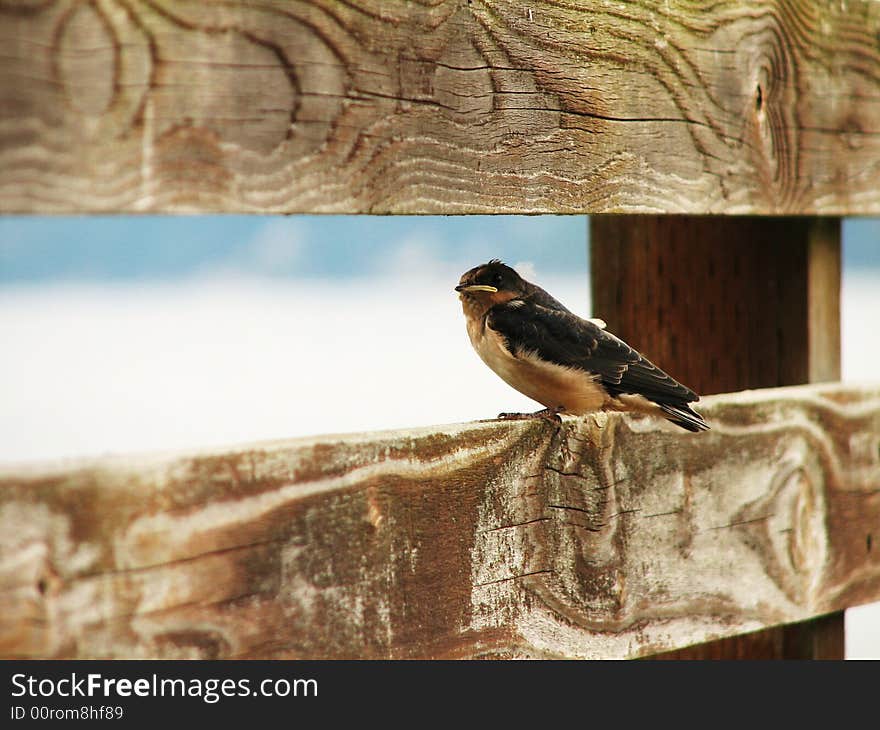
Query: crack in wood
[[642, 509, 683, 519], [703, 514, 776, 532], [473, 569, 554, 588], [547, 503, 593, 515], [477, 517, 552, 534]]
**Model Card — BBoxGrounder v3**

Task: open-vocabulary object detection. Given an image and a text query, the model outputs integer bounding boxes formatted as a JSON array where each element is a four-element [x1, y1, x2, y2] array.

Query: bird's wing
[[487, 299, 698, 406]]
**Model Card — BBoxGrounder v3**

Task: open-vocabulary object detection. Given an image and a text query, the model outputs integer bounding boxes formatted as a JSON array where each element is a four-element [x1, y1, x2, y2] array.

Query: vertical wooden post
[[590, 215, 844, 660]]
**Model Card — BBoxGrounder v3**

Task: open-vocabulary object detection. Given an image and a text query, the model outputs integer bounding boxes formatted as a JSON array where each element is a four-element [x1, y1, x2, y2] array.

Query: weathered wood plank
[[1, 384, 878, 659], [2, 1, 880, 214]]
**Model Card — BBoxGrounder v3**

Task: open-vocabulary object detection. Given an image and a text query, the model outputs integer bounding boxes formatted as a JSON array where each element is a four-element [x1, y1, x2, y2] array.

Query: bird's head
[[455, 260, 527, 307]]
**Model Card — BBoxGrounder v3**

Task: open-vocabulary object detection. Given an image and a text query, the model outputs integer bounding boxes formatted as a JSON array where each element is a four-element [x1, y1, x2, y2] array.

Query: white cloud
[[247, 219, 304, 272], [511, 260, 538, 281], [197, 218, 304, 278], [380, 232, 463, 282]]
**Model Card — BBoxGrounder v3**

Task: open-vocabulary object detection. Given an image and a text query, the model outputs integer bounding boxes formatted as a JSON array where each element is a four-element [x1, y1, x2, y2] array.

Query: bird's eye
[[491, 273, 503, 287]]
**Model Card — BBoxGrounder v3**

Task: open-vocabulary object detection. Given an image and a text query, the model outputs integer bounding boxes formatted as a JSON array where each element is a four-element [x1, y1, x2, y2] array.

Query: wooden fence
[[3, 0, 880, 215], [2, 1, 879, 659], [3, 385, 879, 659]]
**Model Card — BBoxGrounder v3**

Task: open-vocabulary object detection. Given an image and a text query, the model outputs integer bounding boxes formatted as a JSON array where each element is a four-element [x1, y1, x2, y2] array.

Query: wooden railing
[[2, 385, 878, 659]]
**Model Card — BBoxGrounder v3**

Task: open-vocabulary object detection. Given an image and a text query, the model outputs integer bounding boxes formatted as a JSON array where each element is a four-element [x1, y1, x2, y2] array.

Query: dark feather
[[487, 296, 706, 421], [657, 403, 711, 432]]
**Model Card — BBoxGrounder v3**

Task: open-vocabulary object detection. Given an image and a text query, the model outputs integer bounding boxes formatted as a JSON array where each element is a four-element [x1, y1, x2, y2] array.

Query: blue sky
[[0, 216, 876, 283], [0, 215, 586, 282]]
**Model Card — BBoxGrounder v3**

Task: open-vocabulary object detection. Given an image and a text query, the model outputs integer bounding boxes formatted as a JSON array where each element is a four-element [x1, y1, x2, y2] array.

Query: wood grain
[[589, 217, 841, 395], [2, 1, 880, 214], [1, 384, 878, 660]]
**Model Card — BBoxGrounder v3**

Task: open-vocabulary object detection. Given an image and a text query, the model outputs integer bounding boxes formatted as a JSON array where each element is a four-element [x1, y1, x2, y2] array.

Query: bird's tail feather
[[658, 403, 710, 432]]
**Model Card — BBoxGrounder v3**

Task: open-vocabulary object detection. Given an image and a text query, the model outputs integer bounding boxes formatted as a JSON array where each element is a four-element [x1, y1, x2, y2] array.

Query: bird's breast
[[466, 315, 607, 415]]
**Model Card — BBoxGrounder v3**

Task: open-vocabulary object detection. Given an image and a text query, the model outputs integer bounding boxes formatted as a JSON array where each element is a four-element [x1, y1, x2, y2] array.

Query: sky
[[0, 215, 877, 284], [0, 215, 588, 283]]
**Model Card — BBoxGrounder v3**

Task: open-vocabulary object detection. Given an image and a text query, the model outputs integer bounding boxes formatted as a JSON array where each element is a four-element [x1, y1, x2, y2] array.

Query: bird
[[455, 259, 709, 432]]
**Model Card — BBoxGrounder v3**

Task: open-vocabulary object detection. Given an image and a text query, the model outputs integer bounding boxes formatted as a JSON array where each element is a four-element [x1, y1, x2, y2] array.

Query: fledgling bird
[[455, 260, 709, 432]]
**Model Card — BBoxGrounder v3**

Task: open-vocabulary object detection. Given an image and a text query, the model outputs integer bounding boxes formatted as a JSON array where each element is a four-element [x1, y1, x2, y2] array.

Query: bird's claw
[[497, 408, 564, 425]]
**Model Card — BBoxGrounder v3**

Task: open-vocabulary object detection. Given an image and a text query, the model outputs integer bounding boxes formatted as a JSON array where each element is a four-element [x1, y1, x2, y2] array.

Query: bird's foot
[[497, 407, 564, 425]]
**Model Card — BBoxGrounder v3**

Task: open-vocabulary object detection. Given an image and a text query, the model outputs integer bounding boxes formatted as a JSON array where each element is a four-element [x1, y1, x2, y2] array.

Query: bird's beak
[[454, 284, 498, 293]]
